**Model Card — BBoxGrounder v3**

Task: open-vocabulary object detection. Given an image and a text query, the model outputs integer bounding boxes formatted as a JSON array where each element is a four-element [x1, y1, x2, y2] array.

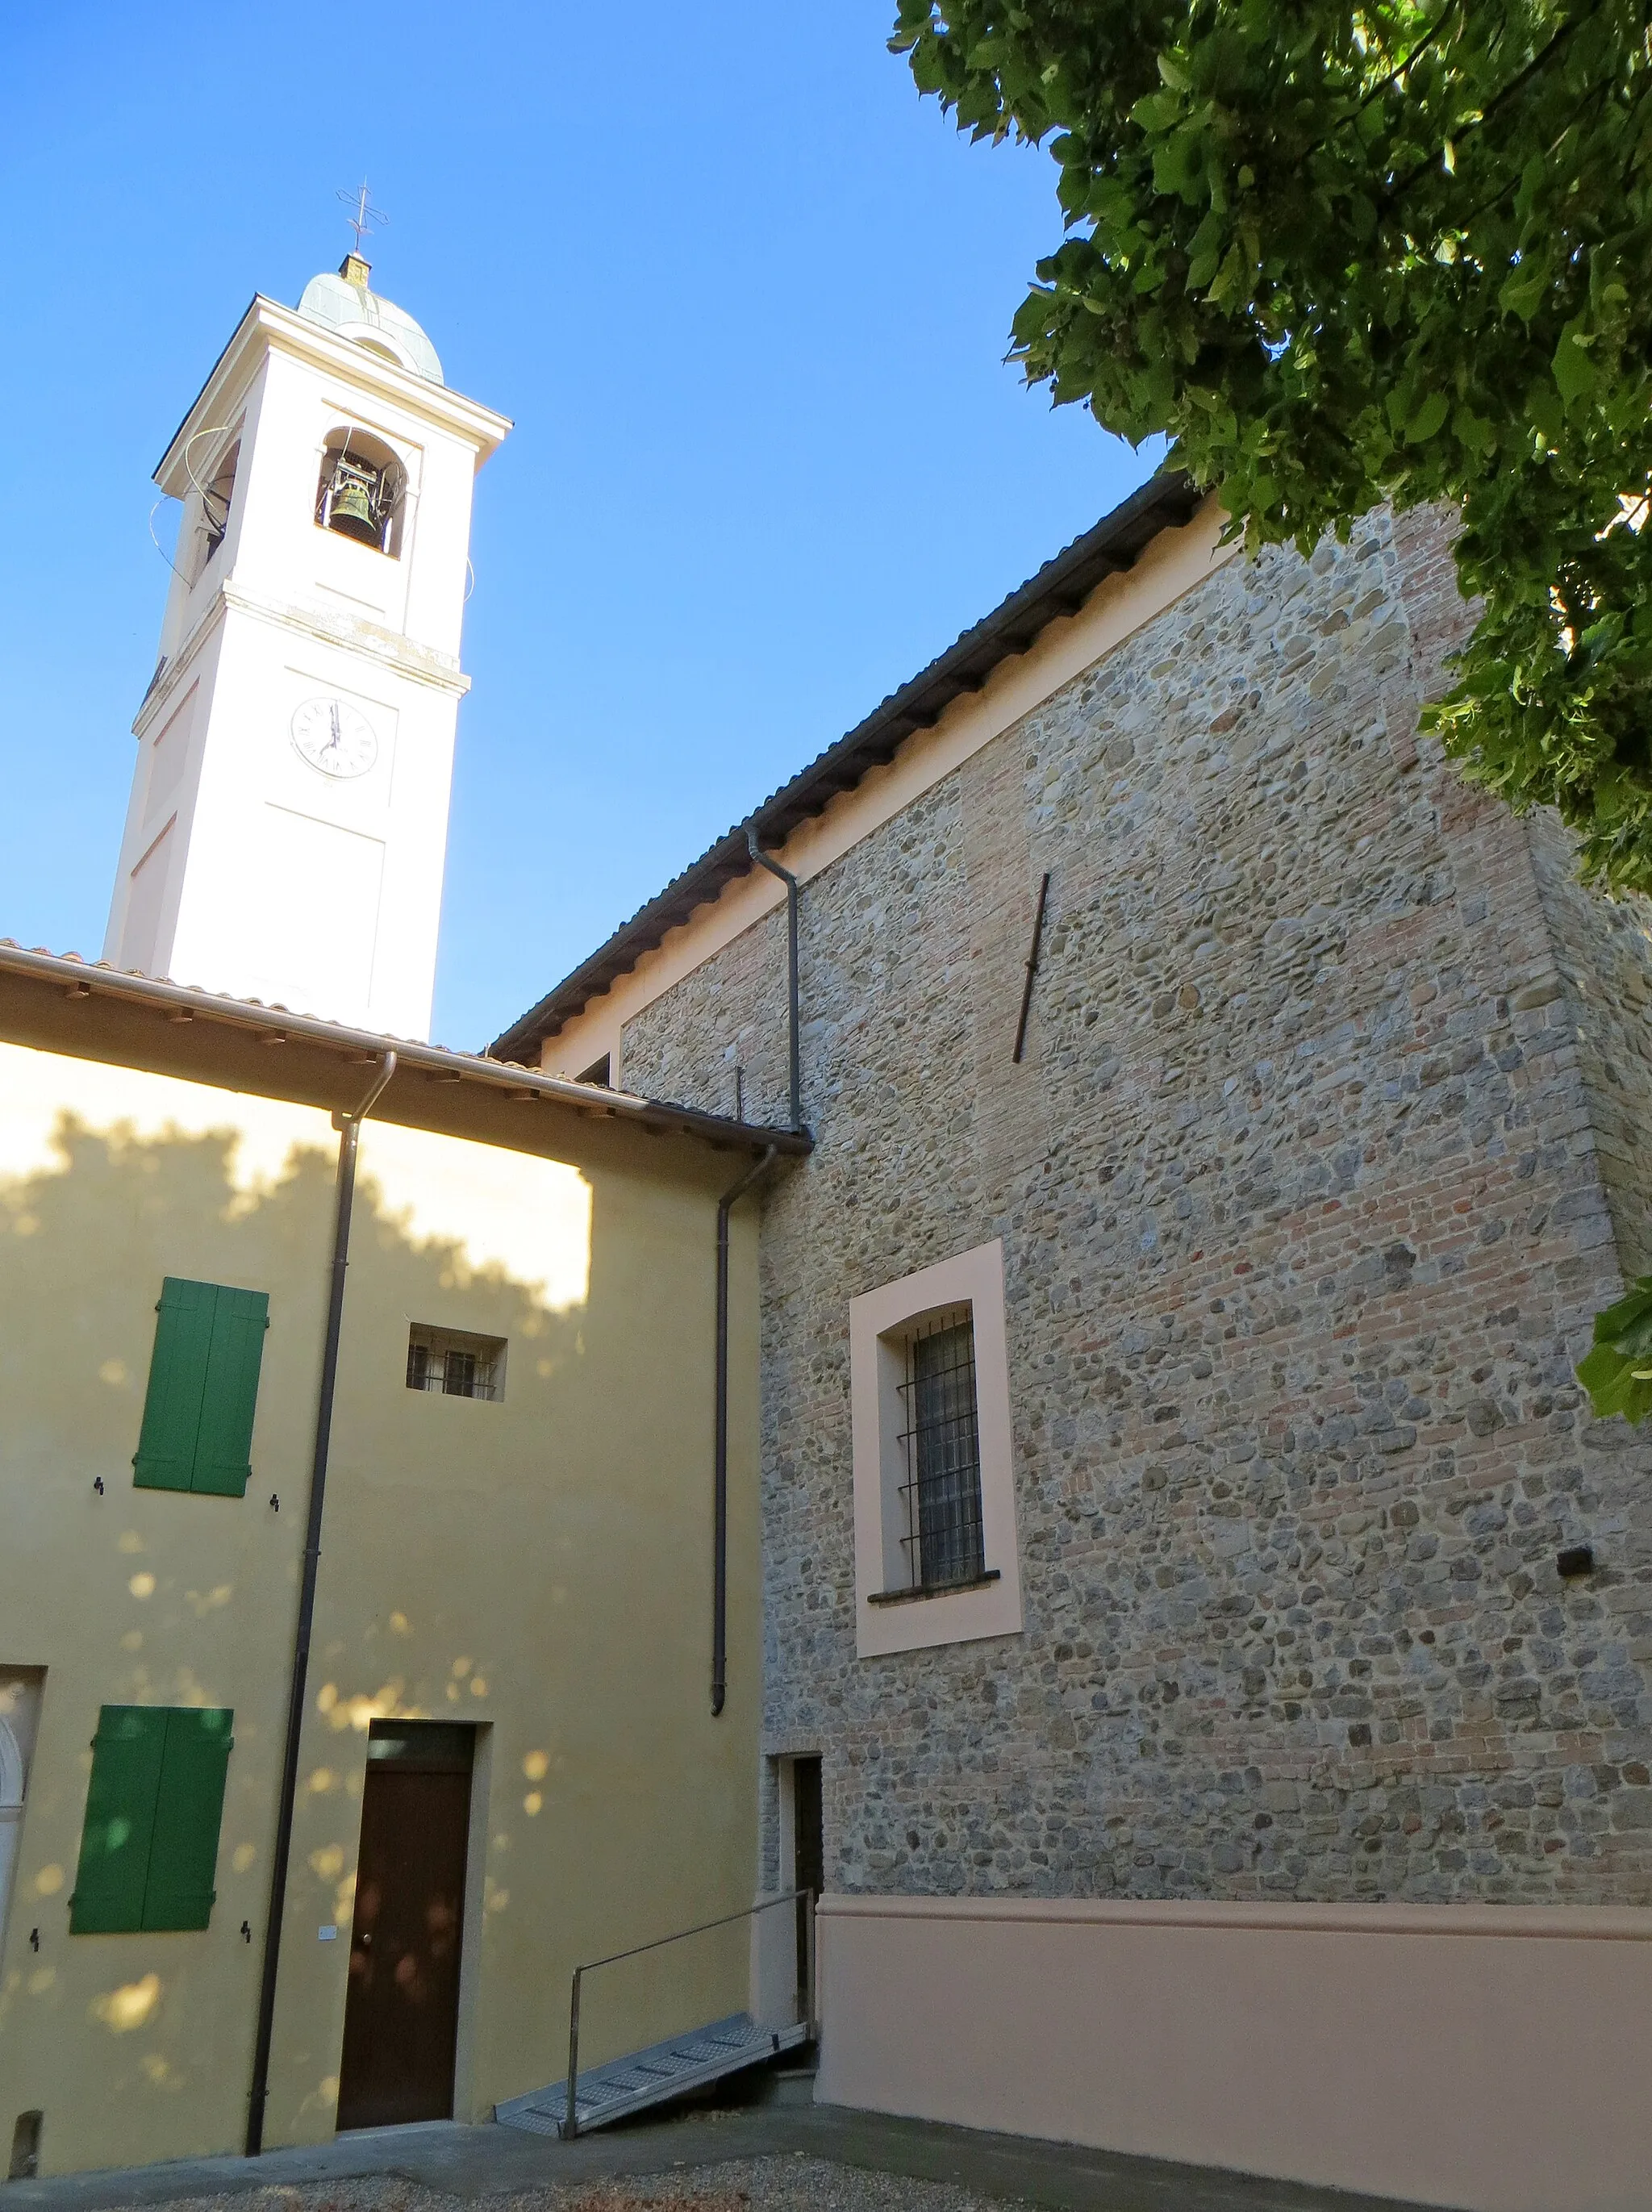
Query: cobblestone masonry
[[617, 507, 1652, 1903]]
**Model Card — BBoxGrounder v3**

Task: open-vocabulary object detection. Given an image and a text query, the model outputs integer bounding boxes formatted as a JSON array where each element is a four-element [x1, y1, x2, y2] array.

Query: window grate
[[405, 1325, 505, 1401], [895, 1313, 985, 1592]]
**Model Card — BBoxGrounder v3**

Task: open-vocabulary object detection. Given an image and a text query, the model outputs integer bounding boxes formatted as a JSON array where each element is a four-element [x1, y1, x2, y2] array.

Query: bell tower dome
[[103, 257, 511, 1039]]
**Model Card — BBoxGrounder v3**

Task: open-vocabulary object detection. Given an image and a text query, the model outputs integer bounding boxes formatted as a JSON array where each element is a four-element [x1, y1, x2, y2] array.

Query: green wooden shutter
[[69, 1707, 166, 1934], [133, 1278, 268, 1496], [132, 1279, 216, 1492], [141, 1709, 234, 1931], [191, 1288, 268, 1497]]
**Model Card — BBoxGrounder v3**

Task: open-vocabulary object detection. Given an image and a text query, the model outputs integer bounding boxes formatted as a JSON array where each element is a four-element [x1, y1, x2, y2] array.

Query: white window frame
[[850, 1238, 1022, 1657]]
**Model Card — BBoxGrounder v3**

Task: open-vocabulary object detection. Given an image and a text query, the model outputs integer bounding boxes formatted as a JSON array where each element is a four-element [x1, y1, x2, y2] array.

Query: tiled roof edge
[[0, 941, 807, 1157]]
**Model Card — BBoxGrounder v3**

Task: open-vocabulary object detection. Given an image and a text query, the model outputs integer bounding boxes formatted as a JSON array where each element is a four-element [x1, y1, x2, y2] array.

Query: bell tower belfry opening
[[103, 255, 511, 1039], [315, 430, 407, 554]]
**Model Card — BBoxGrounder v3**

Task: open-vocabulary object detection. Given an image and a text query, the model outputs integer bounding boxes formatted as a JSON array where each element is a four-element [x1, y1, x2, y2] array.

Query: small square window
[[405, 1325, 506, 1402]]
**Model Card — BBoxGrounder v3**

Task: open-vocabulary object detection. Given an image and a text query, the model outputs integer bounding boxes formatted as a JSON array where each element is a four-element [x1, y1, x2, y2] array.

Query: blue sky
[[0, 3, 1155, 1052]]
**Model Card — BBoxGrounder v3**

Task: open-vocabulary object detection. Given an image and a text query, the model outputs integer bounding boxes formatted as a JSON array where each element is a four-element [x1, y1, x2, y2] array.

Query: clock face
[[290, 696, 379, 779]]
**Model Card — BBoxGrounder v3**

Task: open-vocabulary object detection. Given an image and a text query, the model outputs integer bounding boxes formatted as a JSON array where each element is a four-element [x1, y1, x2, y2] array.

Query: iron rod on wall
[[1012, 873, 1052, 1065]]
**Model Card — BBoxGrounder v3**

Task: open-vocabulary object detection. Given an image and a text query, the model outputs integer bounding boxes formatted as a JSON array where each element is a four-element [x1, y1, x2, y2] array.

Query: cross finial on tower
[[336, 181, 388, 257]]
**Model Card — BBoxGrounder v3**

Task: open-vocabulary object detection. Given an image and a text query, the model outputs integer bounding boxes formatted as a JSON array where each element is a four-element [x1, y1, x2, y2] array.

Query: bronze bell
[[326, 459, 380, 546]]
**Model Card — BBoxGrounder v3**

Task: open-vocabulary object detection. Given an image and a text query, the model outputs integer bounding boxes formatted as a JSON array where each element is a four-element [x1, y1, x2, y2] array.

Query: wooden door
[[336, 1724, 473, 2131]]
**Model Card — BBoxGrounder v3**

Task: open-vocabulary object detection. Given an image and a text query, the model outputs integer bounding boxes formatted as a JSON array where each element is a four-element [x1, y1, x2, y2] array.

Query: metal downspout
[[712, 1144, 776, 1717], [745, 828, 803, 1135], [708, 833, 805, 1717], [244, 1050, 396, 2156]]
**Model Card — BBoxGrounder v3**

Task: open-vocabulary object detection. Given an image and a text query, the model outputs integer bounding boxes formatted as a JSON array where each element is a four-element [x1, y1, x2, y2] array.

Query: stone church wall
[[1523, 811, 1652, 1284], [620, 506, 1652, 1906]]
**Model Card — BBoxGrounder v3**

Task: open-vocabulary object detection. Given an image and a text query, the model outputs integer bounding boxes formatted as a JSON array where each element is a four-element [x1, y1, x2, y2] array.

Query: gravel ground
[[90, 2165, 1024, 2212]]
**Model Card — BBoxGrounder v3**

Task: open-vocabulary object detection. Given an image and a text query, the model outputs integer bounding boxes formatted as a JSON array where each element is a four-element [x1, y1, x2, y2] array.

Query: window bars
[[417, 1346, 475, 1397], [896, 1313, 985, 1591], [405, 1328, 504, 1401]]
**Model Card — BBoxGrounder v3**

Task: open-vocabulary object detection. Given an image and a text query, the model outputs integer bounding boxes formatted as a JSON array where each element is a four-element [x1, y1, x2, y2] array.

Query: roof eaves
[[490, 469, 1200, 1062], [0, 941, 807, 1158]]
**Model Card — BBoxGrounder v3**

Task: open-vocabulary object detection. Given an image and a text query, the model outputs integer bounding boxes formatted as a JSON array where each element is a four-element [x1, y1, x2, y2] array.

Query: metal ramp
[[495, 2010, 811, 2138], [496, 1887, 817, 2139]]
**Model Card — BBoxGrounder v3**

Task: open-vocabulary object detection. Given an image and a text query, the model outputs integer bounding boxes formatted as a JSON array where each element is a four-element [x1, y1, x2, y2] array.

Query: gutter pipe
[[745, 828, 803, 1134], [707, 833, 804, 1716], [245, 1050, 396, 2156], [711, 1143, 777, 1717]]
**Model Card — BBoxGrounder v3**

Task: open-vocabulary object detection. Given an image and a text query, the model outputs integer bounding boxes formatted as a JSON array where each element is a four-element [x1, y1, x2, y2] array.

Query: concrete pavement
[[2, 2089, 1434, 2212]]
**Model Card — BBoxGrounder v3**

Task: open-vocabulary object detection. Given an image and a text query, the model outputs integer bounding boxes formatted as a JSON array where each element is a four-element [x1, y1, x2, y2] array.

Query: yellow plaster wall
[[0, 1041, 761, 2173]]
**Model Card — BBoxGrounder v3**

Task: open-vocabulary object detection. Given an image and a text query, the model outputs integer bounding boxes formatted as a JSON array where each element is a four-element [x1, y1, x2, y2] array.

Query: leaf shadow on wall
[[0, 1106, 597, 2113]]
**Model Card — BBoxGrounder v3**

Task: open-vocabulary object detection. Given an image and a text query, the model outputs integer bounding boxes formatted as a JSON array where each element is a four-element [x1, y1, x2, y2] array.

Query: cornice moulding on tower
[[219, 582, 469, 695], [129, 588, 227, 737], [131, 584, 259, 739], [155, 296, 513, 492], [132, 582, 469, 739]]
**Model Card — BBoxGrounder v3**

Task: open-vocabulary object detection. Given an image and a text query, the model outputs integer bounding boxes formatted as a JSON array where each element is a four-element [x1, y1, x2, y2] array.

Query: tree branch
[[1380, 0, 1615, 202]]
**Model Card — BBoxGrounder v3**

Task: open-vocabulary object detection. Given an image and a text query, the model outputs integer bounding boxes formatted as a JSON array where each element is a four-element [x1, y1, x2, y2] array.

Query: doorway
[[790, 1755, 823, 2010], [336, 1722, 475, 2131]]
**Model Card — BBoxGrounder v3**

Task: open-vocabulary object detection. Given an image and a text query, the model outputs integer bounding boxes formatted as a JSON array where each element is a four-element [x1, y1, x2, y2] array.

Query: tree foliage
[[892, 0, 1652, 891], [1578, 1275, 1652, 1419]]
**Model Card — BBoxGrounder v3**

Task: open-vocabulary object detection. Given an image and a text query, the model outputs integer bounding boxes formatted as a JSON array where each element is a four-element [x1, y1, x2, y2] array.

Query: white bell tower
[[104, 254, 511, 1040]]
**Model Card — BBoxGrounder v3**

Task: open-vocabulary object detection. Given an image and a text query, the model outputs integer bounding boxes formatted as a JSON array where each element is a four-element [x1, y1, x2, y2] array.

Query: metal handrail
[[565, 1886, 816, 2139]]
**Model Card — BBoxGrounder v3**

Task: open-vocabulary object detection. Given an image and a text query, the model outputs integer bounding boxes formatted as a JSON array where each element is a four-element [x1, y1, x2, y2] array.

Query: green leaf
[[1405, 390, 1450, 445], [1577, 1276, 1652, 1425], [1206, 242, 1246, 306], [1525, 378, 1563, 443], [1129, 89, 1183, 133], [1578, 1341, 1652, 1425], [1593, 1281, 1652, 1341], [1553, 323, 1597, 407]]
